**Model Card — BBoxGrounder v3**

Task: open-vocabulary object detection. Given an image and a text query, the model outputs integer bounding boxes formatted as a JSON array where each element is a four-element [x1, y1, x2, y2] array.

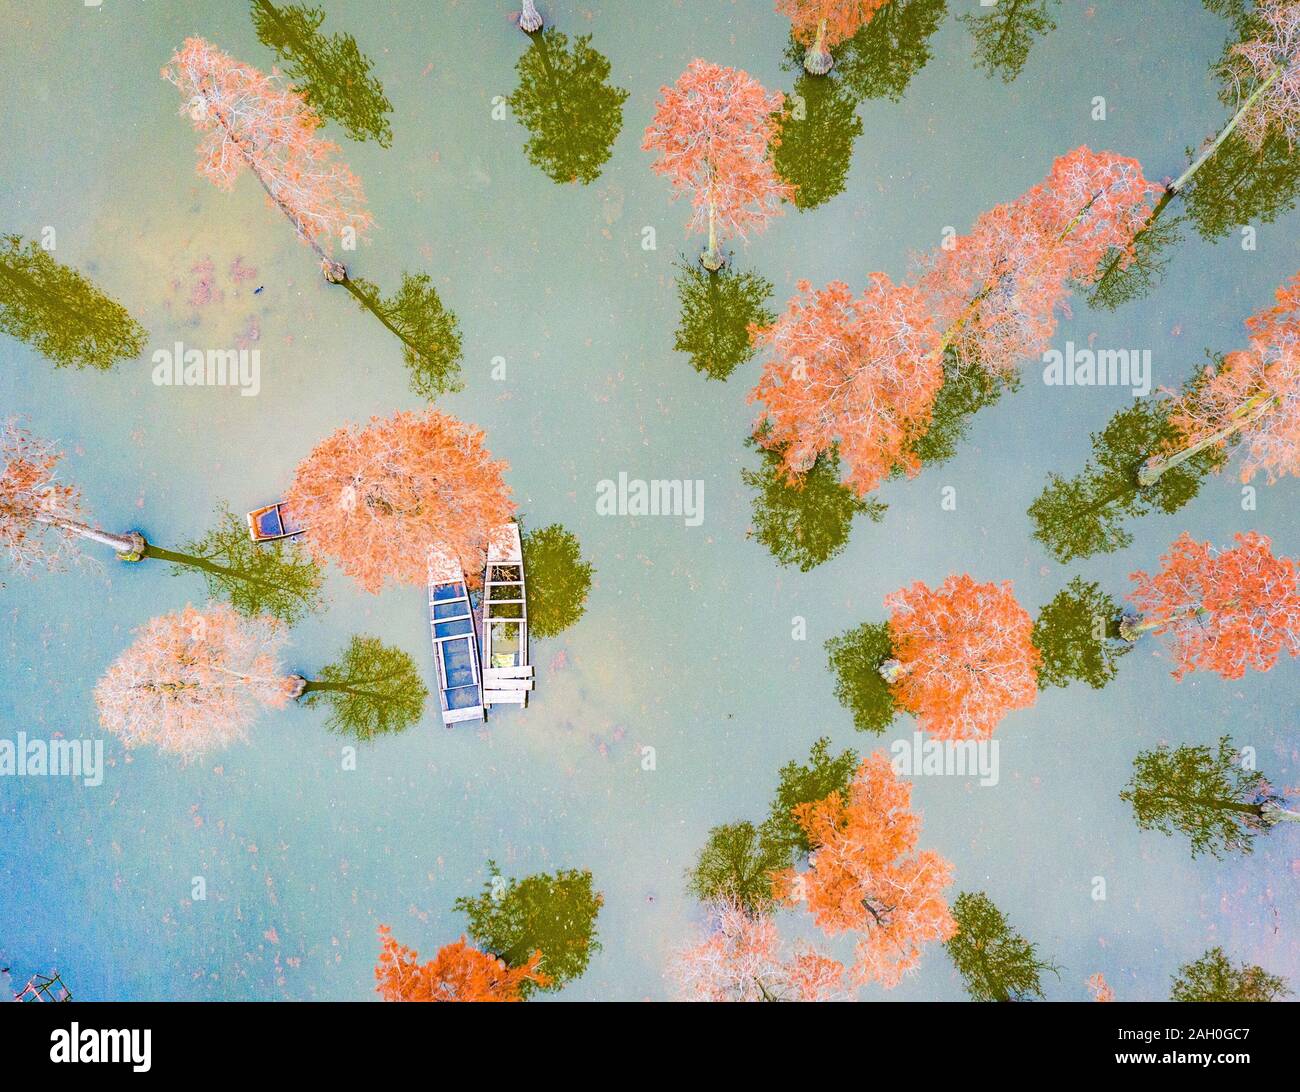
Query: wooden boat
[[481, 522, 533, 707], [246, 501, 305, 543], [428, 547, 486, 725]]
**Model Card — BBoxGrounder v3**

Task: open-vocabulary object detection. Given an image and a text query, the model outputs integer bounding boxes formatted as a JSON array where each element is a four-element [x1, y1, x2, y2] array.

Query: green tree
[[673, 261, 775, 380], [250, 0, 393, 145], [344, 273, 463, 398], [1183, 128, 1300, 242], [1028, 394, 1226, 563], [772, 74, 863, 210], [764, 736, 859, 856], [835, 0, 947, 102], [296, 635, 426, 741], [825, 621, 897, 734], [1032, 577, 1130, 690], [521, 523, 594, 639], [1121, 736, 1297, 860], [962, 0, 1059, 84], [455, 864, 603, 997], [0, 234, 146, 370], [507, 29, 628, 185], [1171, 947, 1289, 1002], [686, 822, 787, 914], [162, 503, 324, 626], [1086, 214, 1185, 311], [946, 892, 1059, 1002], [743, 430, 883, 573]]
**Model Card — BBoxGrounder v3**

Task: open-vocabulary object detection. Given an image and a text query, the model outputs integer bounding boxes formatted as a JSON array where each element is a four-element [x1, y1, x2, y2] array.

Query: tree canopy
[[744, 431, 883, 573], [508, 29, 628, 185], [1032, 576, 1130, 690], [300, 635, 427, 741], [673, 261, 774, 380], [1121, 735, 1285, 859], [250, 0, 393, 146], [946, 891, 1058, 1002], [0, 234, 146, 371], [521, 523, 594, 639], [454, 864, 603, 998], [1170, 946, 1289, 1002]]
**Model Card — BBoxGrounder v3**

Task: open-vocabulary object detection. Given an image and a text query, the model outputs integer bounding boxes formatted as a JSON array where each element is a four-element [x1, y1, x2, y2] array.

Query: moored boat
[[246, 501, 305, 543], [428, 547, 486, 725], [481, 522, 533, 708]]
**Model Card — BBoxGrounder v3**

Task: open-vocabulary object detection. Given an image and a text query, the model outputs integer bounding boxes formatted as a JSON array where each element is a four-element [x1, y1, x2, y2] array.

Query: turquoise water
[[2, 0, 1297, 1001]]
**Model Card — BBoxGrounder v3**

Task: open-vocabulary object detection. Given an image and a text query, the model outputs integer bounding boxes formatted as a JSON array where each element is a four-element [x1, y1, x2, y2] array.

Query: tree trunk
[[700, 198, 725, 271], [1092, 64, 1285, 291], [519, 0, 544, 34], [879, 657, 907, 684], [30, 512, 144, 559], [1138, 391, 1276, 485], [803, 20, 834, 76], [1170, 64, 1285, 195]]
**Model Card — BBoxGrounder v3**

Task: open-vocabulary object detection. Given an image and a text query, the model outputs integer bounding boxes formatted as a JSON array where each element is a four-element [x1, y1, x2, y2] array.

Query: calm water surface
[[1, 0, 1297, 1001]]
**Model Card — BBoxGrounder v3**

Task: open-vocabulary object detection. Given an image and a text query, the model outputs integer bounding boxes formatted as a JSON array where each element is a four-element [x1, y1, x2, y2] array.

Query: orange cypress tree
[[285, 408, 514, 594], [774, 752, 956, 988], [374, 926, 547, 1002], [883, 574, 1041, 740], [642, 60, 789, 270], [1125, 531, 1300, 680], [749, 275, 944, 497]]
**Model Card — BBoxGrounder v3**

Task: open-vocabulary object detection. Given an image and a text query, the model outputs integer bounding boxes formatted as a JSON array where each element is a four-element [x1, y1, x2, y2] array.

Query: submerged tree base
[[116, 532, 147, 563], [699, 247, 728, 272], [803, 46, 834, 76], [518, 2, 544, 34]]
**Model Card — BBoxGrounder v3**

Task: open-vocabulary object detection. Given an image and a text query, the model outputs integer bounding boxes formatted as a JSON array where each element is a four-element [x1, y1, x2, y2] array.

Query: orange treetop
[[286, 408, 514, 595], [774, 752, 956, 988], [1127, 531, 1300, 680], [885, 573, 1041, 740], [375, 926, 547, 1002]]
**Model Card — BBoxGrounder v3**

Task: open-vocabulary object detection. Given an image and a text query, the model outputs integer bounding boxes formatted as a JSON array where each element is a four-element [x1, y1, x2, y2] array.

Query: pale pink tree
[[1144, 273, 1300, 485], [668, 900, 850, 1002], [162, 37, 372, 281], [0, 417, 138, 573], [643, 60, 791, 270], [94, 603, 295, 759], [1211, 0, 1300, 158], [749, 275, 944, 496], [882, 574, 1041, 740], [1124, 531, 1300, 680]]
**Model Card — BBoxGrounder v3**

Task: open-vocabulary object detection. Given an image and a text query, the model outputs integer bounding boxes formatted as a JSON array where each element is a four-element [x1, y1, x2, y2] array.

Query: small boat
[[481, 522, 533, 708], [246, 501, 305, 543], [428, 547, 486, 725]]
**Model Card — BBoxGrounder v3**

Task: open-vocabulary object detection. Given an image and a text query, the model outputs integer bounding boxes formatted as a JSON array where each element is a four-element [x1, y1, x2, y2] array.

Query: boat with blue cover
[[427, 547, 486, 725]]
